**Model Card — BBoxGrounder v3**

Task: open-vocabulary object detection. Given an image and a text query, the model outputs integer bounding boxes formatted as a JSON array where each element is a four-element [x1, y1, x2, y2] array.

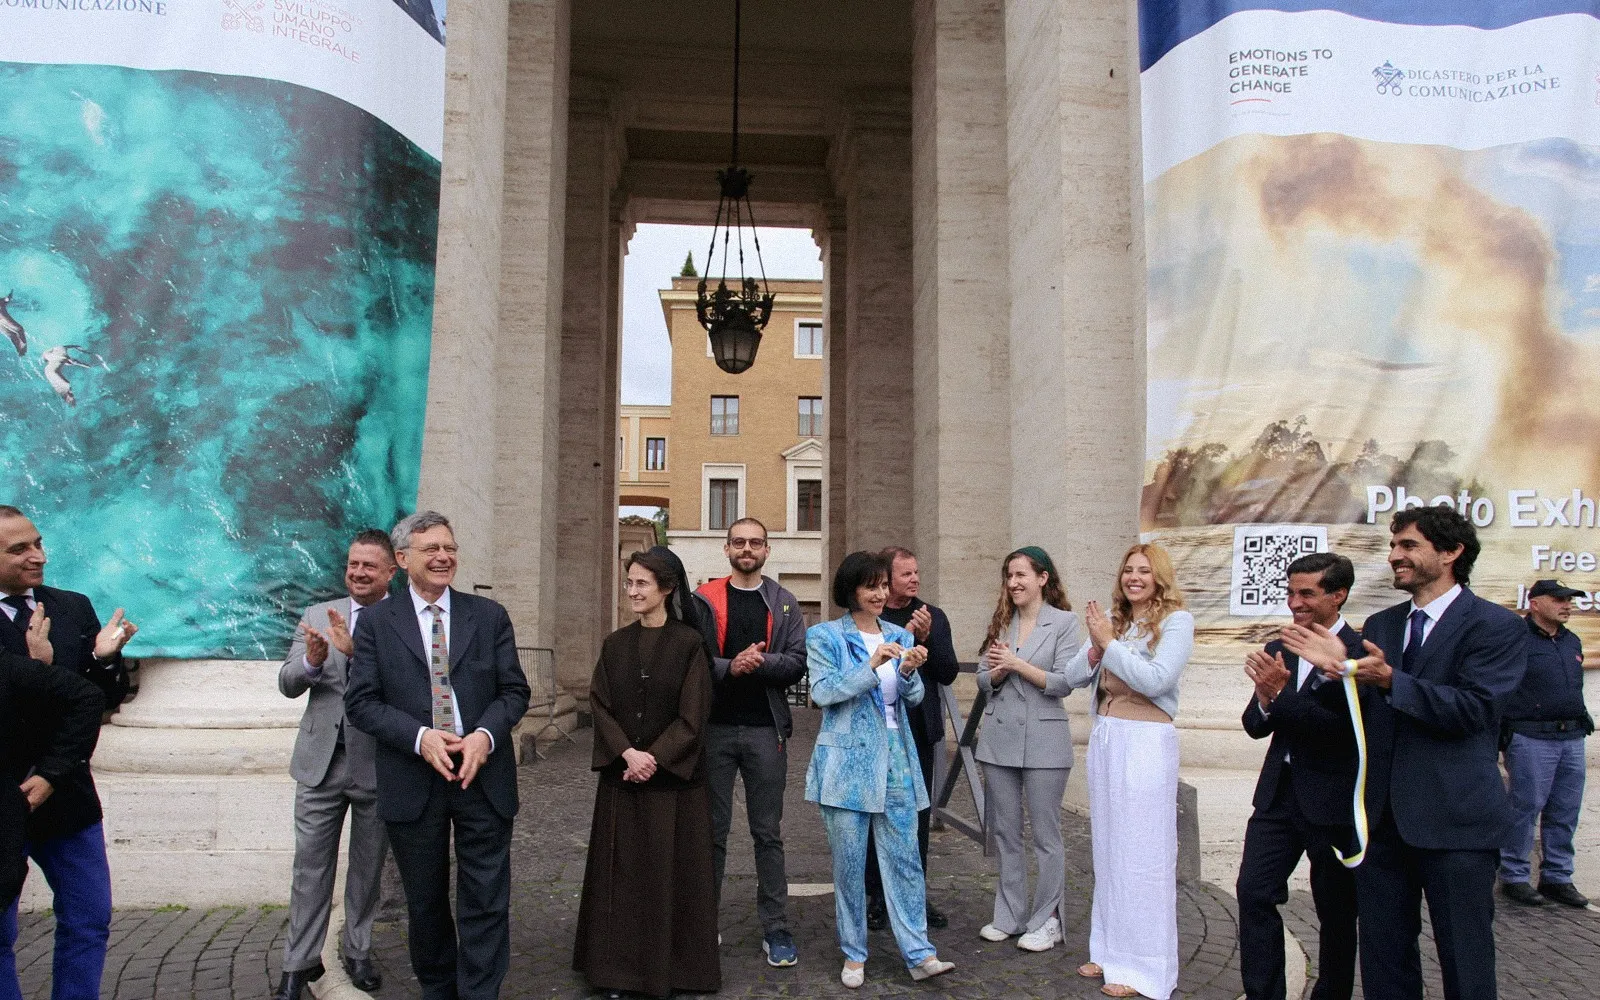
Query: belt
[[1507, 718, 1589, 736]]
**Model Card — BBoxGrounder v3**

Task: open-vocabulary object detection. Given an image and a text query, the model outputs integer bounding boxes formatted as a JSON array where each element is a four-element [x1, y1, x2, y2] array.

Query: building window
[[711, 395, 739, 435], [795, 319, 824, 358], [709, 478, 740, 531], [797, 396, 823, 437], [644, 437, 666, 471], [796, 479, 822, 532]]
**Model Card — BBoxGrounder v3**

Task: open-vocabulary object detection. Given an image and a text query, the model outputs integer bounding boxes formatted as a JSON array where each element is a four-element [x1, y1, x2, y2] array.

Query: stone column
[[417, 0, 513, 586], [493, 0, 570, 658], [554, 79, 623, 700], [833, 101, 916, 556], [910, 0, 1012, 650], [818, 204, 848, 600], [1002, 0, 1143, 605]]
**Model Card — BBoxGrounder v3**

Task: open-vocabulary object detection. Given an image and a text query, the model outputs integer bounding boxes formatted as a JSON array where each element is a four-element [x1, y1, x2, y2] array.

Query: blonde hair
[[1110, 543, 1186, 648]]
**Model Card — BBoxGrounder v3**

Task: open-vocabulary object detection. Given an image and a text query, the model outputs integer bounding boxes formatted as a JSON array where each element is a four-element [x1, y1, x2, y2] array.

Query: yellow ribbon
[[1334, 665, 1368, 868]]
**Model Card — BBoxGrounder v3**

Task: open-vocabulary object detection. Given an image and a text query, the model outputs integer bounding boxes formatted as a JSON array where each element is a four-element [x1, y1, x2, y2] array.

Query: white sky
[[620, 224, 824, 406]]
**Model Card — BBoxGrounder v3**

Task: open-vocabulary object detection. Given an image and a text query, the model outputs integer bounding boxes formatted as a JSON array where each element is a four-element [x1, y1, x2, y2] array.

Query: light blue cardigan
[[804, 614, 929, 814], [1064, 610, 1194, 720]]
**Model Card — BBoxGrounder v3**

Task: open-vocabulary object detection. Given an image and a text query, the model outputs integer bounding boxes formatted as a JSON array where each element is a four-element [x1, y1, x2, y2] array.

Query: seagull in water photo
[[0, 291, 25, 355], [42, 345, 105, 407]]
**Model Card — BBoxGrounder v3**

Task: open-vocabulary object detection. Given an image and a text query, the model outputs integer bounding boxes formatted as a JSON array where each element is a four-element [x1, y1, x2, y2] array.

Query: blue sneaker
[[763, 930, 798, 967]]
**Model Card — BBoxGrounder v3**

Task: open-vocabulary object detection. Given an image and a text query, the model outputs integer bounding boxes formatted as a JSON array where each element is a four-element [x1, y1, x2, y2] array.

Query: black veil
[[647, 545, 705, 633]]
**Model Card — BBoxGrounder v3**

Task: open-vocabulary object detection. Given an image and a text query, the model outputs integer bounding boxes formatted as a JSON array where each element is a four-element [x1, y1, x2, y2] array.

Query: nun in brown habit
[[573, 546, 720, 998]]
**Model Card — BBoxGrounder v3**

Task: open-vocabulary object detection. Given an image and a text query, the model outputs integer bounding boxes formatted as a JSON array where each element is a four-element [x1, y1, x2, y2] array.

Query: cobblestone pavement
[[15, 709, 1597, 998]]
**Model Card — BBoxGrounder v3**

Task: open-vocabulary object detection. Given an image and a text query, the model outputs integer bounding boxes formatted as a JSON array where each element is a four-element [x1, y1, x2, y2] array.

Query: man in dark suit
[[1284, 505, 1526, 1000], [0, 506, 137, 1000], [868, 546, 960, 930], [272, 530, 397, 1000], [345, 511, 529, 1000], [1237, 552, 1362, 1000], [1, 647, 106, 912]]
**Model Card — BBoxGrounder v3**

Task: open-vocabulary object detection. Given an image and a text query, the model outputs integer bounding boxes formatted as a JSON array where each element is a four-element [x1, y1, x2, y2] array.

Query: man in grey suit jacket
[[273, 530, 397, 1000]]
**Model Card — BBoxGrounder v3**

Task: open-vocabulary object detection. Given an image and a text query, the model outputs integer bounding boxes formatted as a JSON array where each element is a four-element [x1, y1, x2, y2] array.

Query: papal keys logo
[[222, 0, 266, 32], [1372, 61, 1405, 95]]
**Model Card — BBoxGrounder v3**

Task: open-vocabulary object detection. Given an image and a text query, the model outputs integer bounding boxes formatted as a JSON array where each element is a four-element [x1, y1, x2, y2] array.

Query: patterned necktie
[[1401, 607, 1428, 673], [426, 604, 454, 731], [3, 594, 32, 634]]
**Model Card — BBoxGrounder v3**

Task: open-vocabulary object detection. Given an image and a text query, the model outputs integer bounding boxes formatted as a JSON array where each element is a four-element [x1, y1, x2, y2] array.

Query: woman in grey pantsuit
[[974, 546, 1083, 952]]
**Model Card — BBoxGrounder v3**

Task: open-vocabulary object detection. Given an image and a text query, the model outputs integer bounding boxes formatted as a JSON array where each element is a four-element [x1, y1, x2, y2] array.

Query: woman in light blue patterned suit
[[805, 550, 956, 989]]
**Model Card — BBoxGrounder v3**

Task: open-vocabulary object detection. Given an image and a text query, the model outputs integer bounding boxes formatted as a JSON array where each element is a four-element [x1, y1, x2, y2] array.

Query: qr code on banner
[[1230, 525, 1328, 616]]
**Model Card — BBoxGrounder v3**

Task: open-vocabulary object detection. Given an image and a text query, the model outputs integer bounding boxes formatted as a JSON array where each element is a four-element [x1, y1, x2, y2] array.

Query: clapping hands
[[92, 608, 138, 660], [24, 602, 52, 664], [1085, 600, 1115, 651]]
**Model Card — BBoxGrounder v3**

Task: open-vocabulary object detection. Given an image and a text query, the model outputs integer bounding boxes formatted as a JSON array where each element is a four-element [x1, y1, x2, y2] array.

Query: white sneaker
[[841, 962, 865, 989], [1017, 916, 1062, 952], [978, 923, 1010, 942]]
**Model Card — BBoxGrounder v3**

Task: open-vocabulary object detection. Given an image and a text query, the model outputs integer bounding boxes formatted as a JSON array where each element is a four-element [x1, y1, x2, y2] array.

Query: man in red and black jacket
[[694, 517, 807, 968]]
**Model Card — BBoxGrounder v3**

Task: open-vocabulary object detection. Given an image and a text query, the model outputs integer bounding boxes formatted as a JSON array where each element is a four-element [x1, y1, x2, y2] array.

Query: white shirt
[[1404, 584, 1462, 651], [863, 632, 900, 729], [407, 586, 495, 756], [1295, 615, 1349, 692], [0, 588, 35, 620]]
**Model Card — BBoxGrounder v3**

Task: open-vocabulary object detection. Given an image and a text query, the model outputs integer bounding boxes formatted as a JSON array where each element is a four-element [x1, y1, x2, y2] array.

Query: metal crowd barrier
[[930, 662, 988, 850], [516, 646, 573, 759]]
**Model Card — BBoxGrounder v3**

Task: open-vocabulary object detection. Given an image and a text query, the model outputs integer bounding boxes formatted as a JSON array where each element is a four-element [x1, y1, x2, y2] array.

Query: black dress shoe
[[866, 895, 889, 931], [343, 956, 383, 992], [1538, 881, 1590, 908], [1499, 881, 1548, 906], [271, 962, 324, 1000], [925, 903, 949, 929]]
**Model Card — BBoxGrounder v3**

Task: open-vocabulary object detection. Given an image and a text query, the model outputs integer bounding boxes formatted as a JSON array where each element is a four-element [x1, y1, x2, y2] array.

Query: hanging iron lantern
[[696, 0, 775, 375]]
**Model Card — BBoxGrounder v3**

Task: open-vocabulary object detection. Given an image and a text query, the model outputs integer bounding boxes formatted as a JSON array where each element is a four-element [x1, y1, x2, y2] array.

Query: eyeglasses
[[728, 538, 767, 550], [411, 544, 459, 556]]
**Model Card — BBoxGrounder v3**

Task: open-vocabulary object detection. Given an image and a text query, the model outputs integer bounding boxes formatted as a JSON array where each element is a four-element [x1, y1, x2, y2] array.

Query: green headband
[[1012, 545, 1059, 583]]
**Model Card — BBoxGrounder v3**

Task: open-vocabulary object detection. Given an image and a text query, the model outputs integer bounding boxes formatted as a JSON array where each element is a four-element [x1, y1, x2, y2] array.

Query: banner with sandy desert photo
[[1137, 1, 1600, 657]]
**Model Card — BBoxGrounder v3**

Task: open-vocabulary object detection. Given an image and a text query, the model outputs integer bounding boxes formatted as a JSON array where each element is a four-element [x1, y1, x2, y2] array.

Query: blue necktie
[[1402, 607, 1428, 673]]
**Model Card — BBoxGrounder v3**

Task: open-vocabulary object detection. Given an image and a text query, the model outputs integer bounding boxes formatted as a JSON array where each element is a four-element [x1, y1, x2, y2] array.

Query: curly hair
[[1110, 543, 1186, 648], [979, 547, 1070, 654]]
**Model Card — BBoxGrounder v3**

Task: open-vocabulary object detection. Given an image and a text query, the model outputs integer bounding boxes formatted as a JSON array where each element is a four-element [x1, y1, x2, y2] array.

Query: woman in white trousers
[[1066, 543, 1193, 1000]]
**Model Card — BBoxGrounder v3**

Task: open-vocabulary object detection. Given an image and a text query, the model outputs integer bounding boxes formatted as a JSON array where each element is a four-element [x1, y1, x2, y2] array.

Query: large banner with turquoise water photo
[[0, 0, 445, 656], [1138, 2, 1600, 660]]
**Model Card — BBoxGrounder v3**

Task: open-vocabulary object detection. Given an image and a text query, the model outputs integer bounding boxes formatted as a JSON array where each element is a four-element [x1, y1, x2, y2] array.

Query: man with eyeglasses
[[694, 517, 807, 968], [345, 511, 530, 1000]]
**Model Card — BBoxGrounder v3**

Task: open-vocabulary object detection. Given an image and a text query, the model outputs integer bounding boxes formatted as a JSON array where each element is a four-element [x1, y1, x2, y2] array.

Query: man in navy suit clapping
[[1285, 506, 1526, 1000]]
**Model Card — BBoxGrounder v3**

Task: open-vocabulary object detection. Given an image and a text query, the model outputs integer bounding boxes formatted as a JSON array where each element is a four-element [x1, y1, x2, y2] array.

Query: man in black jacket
[[866, 547, 961, 930], [1497, 578, 1591, 908], [1285, 506, 1527, 1000], [0, 506, 136, 1000], [1, 647, 105, 911], [1237, 553, 1362, 1000]]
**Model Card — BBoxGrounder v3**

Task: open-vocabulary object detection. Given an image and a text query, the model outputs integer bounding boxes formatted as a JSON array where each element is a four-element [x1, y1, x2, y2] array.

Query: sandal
[[1077, 963, 1103, 979], [1101, 985, 1141, 998]]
